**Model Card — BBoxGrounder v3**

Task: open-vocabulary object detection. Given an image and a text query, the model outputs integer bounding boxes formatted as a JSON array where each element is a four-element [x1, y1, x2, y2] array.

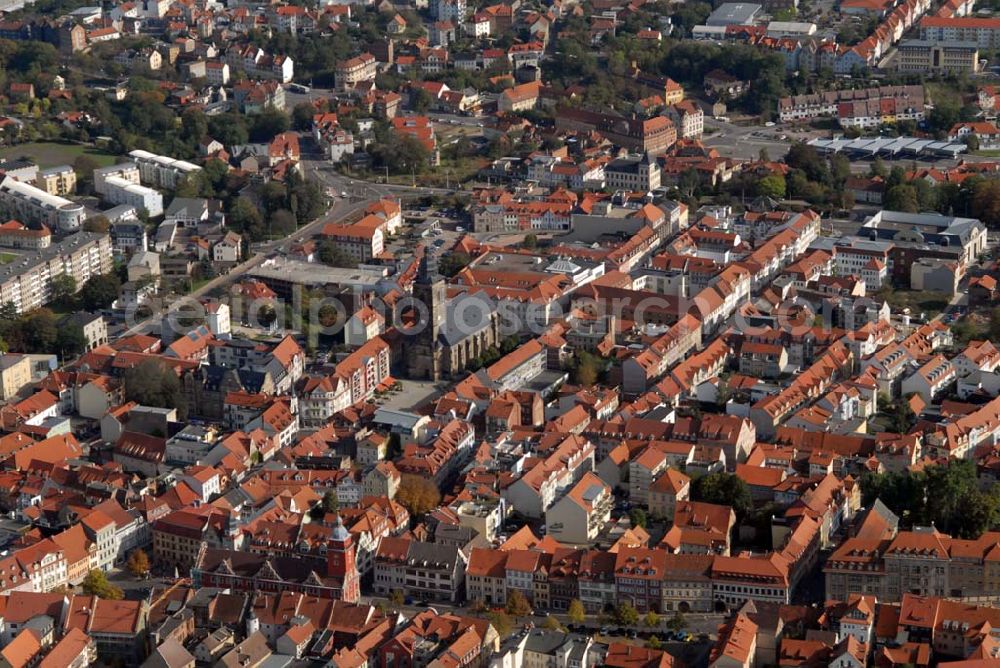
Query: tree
[[870, 157, 888, 178], [543, 616, 565, 631], [438, 252, 472, 278], [21, 309, 59, 353], [269, 209, 297, 237], [859, 460, 999, 538], [83, 216, 110, 234], [123, 359, 187, 418], [523, 233, 538, 249], [292, 102, 316, 131], [126, 549, 150, 577], [883, 185, 919, 213], [644, 611, 661, 628], [615, 603, 639, 626], [568, 599, 586, 624], [885, 396, 917, 434], [412, 88, 434, 113], [311, 489, 339, 519], [389, 589, 405, 606], [691, 472, 753, 521], [972, 179, 1000, 228], [964, 133, 981, 152], [56, 325, 87, 359], [79, 273, 122, 311], [505, 589, 533, 618], [50, 274, 77, 305], [318, 239, 353, 267], [395, 474, 441, 516], [487, 611, 514, 638], [756, 174, 786, 199], [249, 108, 291, 141], [228, 197, 265, 240], [573, 351, 603, 386], [667, 612, 687, 633], [82, 570, 124, 600], [629, 508, 648, 529], [73, 155, 101, 193]]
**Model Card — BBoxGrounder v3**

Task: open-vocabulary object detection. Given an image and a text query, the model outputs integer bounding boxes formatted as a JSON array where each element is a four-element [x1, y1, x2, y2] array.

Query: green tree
[[79, 273, 122, 311], [644, 611, 661, 628], [292, 102, 316, 131], [21, 309, 59, 353], [756, 174, 786, 199], [667, 612, 687, 633], [207, 112, 249, 148], [50, 274, 77, 305], [859, 460, 998, 537], [883, 185, 919, 213], [972, 179, 1000, 228], [412, 88, 434, 113], [523, 233, 538, 249], [82, 570, 124, 600], [438, 252, 472, 278], [567, 599, 586, 624], [123, 359, 187, 418], [629, 508, 648, 529], [249, 108, 291, 141], [228, 197, 265, 240], [269, 209, 298, 237], [691, 472, 753, 521], [311, 490, 339, 519], [73, 155, 101, 194], [56, 324, 87, 359], [318, 239, 354, 267]]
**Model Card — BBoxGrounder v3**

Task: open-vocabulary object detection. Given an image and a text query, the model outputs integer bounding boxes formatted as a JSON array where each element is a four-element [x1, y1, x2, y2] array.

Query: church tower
[[327, 515, 360, 603], [406, 249, 446, 380]]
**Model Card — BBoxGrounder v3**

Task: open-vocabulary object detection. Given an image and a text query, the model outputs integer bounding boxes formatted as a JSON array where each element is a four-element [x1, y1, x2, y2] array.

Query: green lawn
[[0, 253, 16, 264], [0, 142, 118, 169], [975, 149, 1000, 157]]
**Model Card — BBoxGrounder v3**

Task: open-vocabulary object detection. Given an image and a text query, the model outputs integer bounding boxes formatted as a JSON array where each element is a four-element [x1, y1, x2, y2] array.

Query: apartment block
[[127, 150, 202, 190], [0, 232, 113, 314], [0, 176, 86, 233], [896, 39, 980, 73], [920, 16, 1000, 48], [34, 165, 76, 196]]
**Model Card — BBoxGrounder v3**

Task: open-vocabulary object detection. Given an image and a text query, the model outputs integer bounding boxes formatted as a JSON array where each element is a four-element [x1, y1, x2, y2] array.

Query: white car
[[765, 121, 776, 127]]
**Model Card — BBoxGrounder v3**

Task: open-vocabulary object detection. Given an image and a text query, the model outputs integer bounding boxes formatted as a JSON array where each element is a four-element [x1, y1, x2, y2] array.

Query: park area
[[0, 141, 117, 169]]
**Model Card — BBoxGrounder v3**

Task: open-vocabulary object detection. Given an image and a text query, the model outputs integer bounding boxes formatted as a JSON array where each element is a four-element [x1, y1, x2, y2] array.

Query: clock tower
[[326, 515, 360, 603]]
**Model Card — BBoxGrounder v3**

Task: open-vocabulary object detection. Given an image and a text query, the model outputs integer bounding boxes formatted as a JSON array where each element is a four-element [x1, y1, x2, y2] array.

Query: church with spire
[[404, 248, 501, 381]]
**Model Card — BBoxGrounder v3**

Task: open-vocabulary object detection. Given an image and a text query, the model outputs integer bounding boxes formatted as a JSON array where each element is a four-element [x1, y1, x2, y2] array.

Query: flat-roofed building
[[34, 165, 76, 196], [0, 231, 113, 314], [0, 177, 85, 232], [896, 39, 980, 73]]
